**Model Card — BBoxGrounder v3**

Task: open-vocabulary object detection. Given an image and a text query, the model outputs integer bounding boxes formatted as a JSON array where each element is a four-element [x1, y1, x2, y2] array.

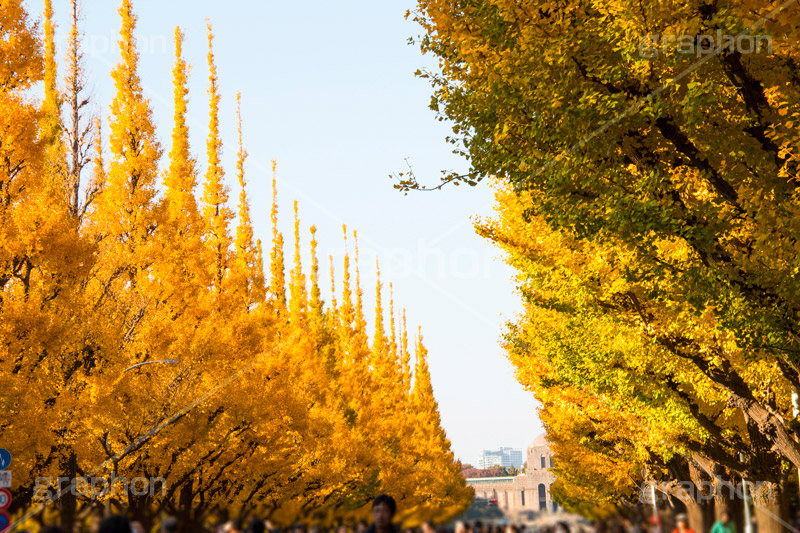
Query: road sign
[[0, 511, 9, 533], [0, 489, 9, 511], [0, 450, 9, 470], [0, 472, 9, 489]]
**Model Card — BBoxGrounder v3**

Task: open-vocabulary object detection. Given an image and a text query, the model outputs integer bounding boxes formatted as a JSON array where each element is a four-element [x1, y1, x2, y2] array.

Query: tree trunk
[[60, 451, 78, 532], [672, 349, 800, 470], [712, 474, 745, 533], [129, 492, 155, 533], [177, 478, 205, 533], [779, 470, 795, 524], [683, 497, 715, 533], [729, 487, 745, 533], [686, 458, 716, 533], [752, 480, 783, 533]]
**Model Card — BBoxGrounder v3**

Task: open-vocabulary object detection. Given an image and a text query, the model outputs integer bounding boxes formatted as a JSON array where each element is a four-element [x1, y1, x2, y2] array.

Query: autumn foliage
[[410, 0, 800, 531], [0, 1, 471, 530]]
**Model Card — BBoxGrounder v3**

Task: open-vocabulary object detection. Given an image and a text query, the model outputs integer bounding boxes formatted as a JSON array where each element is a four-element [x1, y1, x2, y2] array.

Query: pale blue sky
[[36, 0, 543, 465]]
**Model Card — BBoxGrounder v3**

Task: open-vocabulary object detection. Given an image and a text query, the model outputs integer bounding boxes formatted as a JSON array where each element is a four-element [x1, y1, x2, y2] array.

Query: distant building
[[478, 447, 524, 469], [467, 434, 559, 514]]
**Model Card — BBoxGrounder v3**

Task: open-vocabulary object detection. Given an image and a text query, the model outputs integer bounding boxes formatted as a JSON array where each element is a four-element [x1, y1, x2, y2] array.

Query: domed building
[[465, 434, 559, 514]]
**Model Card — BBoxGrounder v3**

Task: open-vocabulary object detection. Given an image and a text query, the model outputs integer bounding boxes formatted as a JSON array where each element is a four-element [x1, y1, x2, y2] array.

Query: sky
[[35, 0, 544, 466]]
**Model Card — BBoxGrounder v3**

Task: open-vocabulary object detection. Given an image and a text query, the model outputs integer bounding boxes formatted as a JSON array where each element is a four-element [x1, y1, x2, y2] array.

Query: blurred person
[[620, 519, 636, 533], [648, 516, 663, 533], [161, 517, 179, 533], [357, 521, 369, 533], [99, 515, 132, 533], [422, 522, 436, 533], [248, 518, 266, 533], [710, 511, 736, 533], [454, 522, 467, 533], [130, 521, 145, 533], [336, 526, 348, 533], [367, 494, 397, 533], [671, 514, 694, 533], [89, 515, 104, 533], [226, 519, 244, 533]]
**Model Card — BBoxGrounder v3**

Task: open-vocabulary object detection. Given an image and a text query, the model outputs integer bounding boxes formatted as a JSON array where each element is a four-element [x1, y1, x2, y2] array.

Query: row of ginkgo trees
[[0, 1, 472, 531], [407, 0, 800, 532]]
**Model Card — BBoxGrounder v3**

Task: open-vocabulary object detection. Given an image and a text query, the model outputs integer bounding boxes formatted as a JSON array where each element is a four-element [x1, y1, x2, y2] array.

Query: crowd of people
[[449, 521, 571, 533], [591, 509, 745, 533], [28, 495, 416, 533], [19, 496, 762, 533], [21, 496, 574, 533]]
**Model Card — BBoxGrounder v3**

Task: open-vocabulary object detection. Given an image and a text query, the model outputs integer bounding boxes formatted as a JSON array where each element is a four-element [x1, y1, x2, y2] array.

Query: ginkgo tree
[[0, 1, 471, 531], [409, 0, 800, 530], [478, 182, 791, 531]]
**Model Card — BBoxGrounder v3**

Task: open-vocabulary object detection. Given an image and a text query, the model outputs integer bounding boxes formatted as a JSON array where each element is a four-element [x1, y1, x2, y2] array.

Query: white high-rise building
[[478, 447, 524, 469]]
